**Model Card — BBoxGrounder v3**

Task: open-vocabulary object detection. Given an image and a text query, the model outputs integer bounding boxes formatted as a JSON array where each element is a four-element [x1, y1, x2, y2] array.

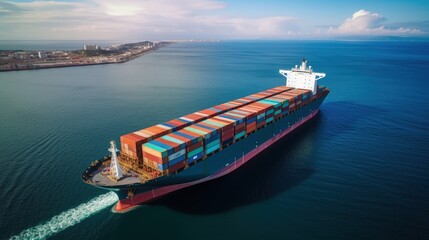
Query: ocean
[[1, 40, 428, 240]]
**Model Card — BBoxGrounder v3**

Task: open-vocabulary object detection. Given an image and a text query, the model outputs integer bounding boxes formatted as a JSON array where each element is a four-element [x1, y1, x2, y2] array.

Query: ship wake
[[10, 192, 118, 240]]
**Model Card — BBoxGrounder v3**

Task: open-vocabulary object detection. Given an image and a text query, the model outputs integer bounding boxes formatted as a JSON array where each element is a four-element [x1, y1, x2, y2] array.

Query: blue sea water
[[0, 40, 428, 240]]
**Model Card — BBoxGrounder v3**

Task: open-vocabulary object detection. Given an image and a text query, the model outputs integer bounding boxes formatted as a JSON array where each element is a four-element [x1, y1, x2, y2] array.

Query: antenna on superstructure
[[108, 140, 123, 181], [279, 58, 326, 94]]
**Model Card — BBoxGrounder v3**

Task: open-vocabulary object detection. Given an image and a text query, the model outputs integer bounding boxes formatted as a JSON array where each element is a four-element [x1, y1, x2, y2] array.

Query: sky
[[0, 0, 428, 40]]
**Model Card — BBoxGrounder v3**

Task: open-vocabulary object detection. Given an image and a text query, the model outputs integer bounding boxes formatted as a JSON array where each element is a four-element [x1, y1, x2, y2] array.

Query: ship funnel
[[300, 58, 307, 70]]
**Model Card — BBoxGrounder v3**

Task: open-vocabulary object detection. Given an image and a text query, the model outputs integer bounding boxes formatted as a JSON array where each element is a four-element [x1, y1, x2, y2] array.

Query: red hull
[[114, 109, 319, 212]]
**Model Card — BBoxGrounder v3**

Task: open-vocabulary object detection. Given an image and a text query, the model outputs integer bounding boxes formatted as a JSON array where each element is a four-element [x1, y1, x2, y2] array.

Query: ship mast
[[108, 140, 123, 181], [279, 58, 326, 94]]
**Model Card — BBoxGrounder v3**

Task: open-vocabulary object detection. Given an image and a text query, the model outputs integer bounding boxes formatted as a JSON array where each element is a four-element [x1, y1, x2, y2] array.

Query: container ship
[[82, 59, 329, 212]]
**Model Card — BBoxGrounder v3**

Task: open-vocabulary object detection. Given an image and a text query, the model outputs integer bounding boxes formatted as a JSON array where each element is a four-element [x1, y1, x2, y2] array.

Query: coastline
[[0, 41, 170, 72]]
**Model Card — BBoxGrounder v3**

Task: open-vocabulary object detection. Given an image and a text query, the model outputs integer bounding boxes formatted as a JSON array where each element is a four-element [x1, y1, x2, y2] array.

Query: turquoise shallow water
[[1, 40, 428, 240]]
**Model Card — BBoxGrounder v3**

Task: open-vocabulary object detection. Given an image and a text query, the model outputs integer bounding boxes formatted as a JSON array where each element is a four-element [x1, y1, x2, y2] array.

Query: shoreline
[[0, 41, 170, 72]]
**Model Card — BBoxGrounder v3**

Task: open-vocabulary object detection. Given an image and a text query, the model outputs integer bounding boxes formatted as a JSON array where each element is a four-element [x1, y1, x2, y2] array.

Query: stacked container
[[234, 107, 257, 134], [288, 89, 312, 107], [202, 116, 237, 146], [278, 91, 299, 111], [258, 98, 282, 120], [254, 101, 276, 124], [135, 86, 324, 175], [162, 119, 191, 132], [184, 124, 221, 156], [221, 110, 246, 140], [120, 86, 293, 165], [242, 103, 267, 129], [269, 93, 293, 117], [168, 130, 203, 164], [120, 133, 145, 161], [213, 102, 234, 111], [142, 135, 187, 173], [120, 123, 173, 163], [135, 86, 327, 176]]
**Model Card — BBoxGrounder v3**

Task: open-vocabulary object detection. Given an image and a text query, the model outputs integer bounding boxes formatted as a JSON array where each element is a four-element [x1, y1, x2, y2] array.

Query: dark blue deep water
[[1, 40, 428, 240]]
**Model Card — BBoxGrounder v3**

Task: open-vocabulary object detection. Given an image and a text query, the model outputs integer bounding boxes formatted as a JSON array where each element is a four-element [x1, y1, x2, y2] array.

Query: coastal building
[[141, 41, 154, 48], [84, 44, 99, 51], [38, 51, 47, 59], [14, 52, 31, 60]]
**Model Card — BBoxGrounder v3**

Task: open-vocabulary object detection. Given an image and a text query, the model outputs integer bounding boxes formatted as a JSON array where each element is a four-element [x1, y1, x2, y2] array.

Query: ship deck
[[84, 159, 149, 187], [90, 168, 141, 186]]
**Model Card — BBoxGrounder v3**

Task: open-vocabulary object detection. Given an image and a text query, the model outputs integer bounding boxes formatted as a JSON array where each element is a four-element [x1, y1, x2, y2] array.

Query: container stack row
[[268, 93, 294, 118], [120, 124, 174, 161], [288, 89, 312, 105], [120, 86, 293, 164], [142, 88, 315, 174]]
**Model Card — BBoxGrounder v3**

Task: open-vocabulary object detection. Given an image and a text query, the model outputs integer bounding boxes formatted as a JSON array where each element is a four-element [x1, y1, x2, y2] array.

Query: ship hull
[[114, 94, 327, 212]]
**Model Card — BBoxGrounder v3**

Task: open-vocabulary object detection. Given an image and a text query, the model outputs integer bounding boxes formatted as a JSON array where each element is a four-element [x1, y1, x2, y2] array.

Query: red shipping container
[[222, 132, 234, 142], [144, 125, 172, 136], [188, 141, 204, 151], [235, 126, 246, 134], [199, 109, 218, 117], [143, 151, 165, 164], [213, 104, 230, 110], [246, 125, 256, 134], [120, 133, 149, 160], [169, 160, 186, 172], [236, 122, 246, 129], [222, 128, 234, 135], [167, 119, 189, 128], [253, 102, 273, 111], [257, 121, 265, 128], [156, 137, 180, 149]]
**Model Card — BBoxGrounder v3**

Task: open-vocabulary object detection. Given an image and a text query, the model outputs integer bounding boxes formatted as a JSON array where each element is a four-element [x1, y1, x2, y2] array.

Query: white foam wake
[[10, 192, 118, 240]]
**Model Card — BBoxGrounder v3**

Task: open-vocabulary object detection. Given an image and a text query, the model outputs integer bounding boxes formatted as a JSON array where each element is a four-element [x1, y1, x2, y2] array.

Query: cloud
[[387, 20, 429, 34], [0, 1, 26, 14], [0, 0, 303, 40], [328, 10, 422, 35], [0, 2, 425, 40]]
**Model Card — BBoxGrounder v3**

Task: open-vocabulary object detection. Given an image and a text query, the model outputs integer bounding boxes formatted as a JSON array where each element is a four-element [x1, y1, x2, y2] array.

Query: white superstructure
[[108, 140, 123, 180], [279, 59, 326, 94]]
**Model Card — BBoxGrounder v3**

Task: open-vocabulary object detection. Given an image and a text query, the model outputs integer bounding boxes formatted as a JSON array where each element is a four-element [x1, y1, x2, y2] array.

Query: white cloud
[[0, 0, 301, 40], [0, 2, 424, 40], [329, 10, 422, 35], [193, 15, 298, 38]]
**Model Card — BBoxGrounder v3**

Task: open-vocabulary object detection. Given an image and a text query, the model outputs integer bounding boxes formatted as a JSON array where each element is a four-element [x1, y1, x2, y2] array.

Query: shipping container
[[142, 136, 187, 173], [172, 131, 204, 163], [169, 160, 187, 173], [120, 86, 294, 163]]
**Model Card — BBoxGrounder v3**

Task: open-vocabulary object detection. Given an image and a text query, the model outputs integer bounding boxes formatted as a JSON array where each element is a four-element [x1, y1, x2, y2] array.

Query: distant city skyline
[[0, 0, 428, 40]]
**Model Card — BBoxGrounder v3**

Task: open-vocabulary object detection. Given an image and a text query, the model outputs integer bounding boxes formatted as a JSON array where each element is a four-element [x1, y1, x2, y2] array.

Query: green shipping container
[[206, 144, 220, 154], [206, 139, 221, 149], [187, 146, 204, 158], [235, 131, 246, 139]]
